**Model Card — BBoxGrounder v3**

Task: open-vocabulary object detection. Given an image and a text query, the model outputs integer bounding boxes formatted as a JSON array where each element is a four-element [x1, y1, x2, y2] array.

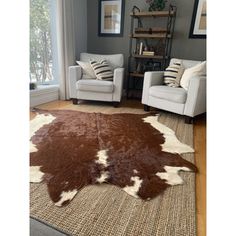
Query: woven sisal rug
[[30, 106, 196, 236]]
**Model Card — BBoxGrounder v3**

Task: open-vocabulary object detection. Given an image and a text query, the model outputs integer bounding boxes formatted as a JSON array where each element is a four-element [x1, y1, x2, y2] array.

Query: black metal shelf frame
[[127, 5, 177, 99]]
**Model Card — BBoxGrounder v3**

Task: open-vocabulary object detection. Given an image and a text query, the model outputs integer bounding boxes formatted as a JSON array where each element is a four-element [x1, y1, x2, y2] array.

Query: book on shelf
[[139, 42, 143, 55], [142, 51, 155, 56]]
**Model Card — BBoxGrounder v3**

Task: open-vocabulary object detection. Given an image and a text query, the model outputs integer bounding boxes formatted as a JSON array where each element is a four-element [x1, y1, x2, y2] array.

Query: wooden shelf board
[[134, 27, 169, 34], [130, 33, 171, 39], [132, 54, 166, 59], [130, 10, 175, 17], [129, 72, 144, 78]]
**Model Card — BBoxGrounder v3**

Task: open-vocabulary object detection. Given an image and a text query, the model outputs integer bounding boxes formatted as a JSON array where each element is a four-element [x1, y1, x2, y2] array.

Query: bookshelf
[[127, 5, 176, 99]]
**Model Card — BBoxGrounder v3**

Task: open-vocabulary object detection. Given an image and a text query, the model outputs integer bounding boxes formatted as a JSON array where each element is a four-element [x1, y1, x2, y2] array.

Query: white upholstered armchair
[[69, 53, 124, 107], [141, 58, 206, 123]]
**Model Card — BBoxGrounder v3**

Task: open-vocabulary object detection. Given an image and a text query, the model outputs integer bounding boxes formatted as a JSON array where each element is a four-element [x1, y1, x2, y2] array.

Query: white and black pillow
[[164, 61, 184, 87], [180, 61, 206, 90], [76, 61, 96, 79], [90, 60, 113, 81]]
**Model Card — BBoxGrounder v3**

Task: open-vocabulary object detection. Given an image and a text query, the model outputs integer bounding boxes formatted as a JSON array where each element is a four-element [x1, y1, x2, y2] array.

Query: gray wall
[[171, 0, 206, 60], [87, 0, 206, 69], [74, 0, 87, 60]]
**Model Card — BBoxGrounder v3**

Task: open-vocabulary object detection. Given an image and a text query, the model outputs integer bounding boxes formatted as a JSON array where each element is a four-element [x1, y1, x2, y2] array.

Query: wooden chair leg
[[113, 102, 120, 108], [144, 105, 150, 111], [185, 116, 193, 124], [72, 98, 78, 105]]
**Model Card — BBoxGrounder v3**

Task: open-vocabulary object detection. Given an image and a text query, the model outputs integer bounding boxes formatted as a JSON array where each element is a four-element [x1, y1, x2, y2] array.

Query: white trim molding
[[30, 85, 59, 107]]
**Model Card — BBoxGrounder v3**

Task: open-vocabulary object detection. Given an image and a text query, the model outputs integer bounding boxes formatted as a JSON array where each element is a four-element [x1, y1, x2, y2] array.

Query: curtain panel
[[56, 0, 75, 100]]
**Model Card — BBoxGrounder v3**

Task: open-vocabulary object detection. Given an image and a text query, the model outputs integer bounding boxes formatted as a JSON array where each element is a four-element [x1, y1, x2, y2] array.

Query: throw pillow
[[180, 61, 206, 90], [164, 61, 184, 87], [76, 61, 96, 79], [90, 60, 113, 81]]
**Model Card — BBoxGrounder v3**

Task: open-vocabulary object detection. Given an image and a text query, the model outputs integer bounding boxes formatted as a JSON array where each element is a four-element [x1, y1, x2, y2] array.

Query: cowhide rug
[[30, 109, 197, 207]]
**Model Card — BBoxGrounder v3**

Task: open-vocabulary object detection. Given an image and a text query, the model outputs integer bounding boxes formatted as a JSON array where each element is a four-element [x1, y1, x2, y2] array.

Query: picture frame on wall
[[98, 0, 125, 37], [189, 0, 206, 38]]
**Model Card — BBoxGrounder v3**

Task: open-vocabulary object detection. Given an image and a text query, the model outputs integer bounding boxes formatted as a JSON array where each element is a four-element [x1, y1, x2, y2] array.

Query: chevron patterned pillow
[[164, 61, 184, 87], [90, 60, 113, 81]]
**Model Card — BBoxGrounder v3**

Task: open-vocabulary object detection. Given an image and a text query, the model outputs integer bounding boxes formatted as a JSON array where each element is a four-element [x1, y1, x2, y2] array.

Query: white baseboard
[[30, 85, 59, 107]]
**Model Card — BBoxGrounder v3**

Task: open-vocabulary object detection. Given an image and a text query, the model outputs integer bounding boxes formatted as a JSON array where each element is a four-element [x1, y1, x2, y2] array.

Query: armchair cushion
[[180, 61, 206, 90], [149, 86, 187, 104], [76, 80, 114, 93]]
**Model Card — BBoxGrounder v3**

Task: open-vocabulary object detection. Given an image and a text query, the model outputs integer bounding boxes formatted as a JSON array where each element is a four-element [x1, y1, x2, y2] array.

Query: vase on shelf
[[146, 0, 167, 11]]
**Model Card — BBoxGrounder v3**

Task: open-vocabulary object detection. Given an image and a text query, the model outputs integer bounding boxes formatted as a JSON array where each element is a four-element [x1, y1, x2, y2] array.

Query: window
[[30, 0, 58, 85]]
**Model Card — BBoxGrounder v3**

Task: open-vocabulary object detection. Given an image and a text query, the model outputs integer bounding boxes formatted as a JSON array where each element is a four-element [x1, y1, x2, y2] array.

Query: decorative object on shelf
[[155, 42, 165, 55], [153, 62, 161, 70], [30, 82, 37, 90], [146, 0, 167, 11], [139, 42, 144, 55], [149, 46, 154, 52], [143, 51, 155, 56], [189, 0, 206, 38], [134, 43, 140, 54], [144, 45, 149, 51], [98, 0, 125, 36], [136, 62, 142, 73], [132, 5, 141, 15], [143, 61, 161, 72]]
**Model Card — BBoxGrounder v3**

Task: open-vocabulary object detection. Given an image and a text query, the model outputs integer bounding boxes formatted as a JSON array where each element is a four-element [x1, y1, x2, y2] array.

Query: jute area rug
[[30, 102, 196, 236]]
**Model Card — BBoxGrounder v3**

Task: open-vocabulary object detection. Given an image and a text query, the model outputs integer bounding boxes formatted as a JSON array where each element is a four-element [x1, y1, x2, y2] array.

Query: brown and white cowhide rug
[[30, 109, 197, 207]]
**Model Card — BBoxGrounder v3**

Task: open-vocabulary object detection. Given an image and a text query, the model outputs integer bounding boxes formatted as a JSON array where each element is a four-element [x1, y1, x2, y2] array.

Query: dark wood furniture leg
[[113, 102, 120, 108], [144, 105, 150, 111], [185, 116, 193, 124], [72, 98, 78, 105]]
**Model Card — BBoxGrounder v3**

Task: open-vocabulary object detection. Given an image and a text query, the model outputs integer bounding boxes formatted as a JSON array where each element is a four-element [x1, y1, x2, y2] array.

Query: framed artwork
[[98, 0, 125, 37], [189, 0, 206, 38]]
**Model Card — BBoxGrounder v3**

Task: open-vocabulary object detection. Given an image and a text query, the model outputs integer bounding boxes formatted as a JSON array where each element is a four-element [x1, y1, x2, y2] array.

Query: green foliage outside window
[[30, 0, 53, 83]]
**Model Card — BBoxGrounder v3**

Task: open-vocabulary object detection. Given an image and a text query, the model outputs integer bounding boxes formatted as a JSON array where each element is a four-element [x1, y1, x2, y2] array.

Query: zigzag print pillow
[[164, 61, 184, 87], [90, 60, 113, 81]]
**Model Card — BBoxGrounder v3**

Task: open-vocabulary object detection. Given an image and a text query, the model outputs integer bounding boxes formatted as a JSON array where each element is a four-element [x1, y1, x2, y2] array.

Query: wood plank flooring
[[194, 115, 206, 236], [30, 99, 206, 236]]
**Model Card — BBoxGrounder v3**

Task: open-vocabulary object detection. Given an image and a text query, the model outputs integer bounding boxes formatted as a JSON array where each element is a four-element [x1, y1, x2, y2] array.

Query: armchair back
[[80, 53, 124, 70], [169, 58, 203, 69]]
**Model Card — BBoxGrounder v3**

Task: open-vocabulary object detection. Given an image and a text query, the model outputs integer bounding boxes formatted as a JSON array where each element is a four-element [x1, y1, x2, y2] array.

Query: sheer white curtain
[[56, 0, 75, 100]]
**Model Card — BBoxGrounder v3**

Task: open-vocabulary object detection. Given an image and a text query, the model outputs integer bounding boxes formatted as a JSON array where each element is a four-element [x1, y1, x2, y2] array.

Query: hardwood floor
[[31, 99, 206, 236], [194, 115, 206, 236]]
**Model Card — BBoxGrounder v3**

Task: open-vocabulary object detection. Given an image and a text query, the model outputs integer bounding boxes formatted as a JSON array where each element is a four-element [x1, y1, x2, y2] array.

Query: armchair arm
[[68, 65, 82, 98], [113, 68, 125, 102], [141, 71, 164, 105], [184, 75, 206, 117]]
